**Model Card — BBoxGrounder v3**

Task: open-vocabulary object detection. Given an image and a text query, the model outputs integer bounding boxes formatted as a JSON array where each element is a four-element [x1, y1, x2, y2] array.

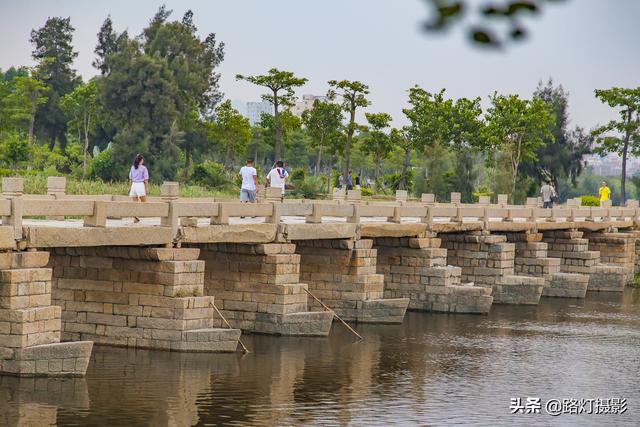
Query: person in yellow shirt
[[598, 181, 611, 202]]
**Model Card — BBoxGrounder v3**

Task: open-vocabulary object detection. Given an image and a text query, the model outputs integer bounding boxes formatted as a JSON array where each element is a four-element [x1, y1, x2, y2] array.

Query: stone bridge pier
[[1, 251, 92, 377], [500, 233, 589, 298], [198, 243, 334, 336], [295, 239, 409, 323], [439, 232, 545, 305], [374, 236, 493, 314], [48, 247, 240, 352], [583, 231, 636, 284], [542, 231, 627, 292]]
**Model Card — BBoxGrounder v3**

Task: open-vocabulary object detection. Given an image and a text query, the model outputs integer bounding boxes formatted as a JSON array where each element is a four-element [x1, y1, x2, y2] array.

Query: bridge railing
[[2, 178, 640, 241]]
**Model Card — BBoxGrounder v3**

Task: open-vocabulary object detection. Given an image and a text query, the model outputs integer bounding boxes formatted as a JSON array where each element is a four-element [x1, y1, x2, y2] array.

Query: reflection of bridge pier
[[67, 346, 239, 426], [0, 375, 89, 426]]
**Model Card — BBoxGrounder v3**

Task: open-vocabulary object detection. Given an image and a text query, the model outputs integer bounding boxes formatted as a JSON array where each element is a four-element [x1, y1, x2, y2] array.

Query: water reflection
[[3, 289, 639, 426]]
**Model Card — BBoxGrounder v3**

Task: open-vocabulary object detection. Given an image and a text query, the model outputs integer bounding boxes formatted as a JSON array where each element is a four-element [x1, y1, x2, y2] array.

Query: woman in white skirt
[[129, 154, 149, 223]]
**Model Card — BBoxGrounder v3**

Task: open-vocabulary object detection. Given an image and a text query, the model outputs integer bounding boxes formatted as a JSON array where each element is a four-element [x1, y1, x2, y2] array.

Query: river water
[[2, 289, 639, 426]]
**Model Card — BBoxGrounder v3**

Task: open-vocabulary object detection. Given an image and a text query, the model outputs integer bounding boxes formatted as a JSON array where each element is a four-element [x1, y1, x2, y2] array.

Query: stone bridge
[[2, 178, 639, 377]]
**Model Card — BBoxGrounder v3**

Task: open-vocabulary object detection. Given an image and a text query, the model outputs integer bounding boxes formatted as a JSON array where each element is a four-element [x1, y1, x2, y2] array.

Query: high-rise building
[[290, 94, 329, 117], [246, 101, 273, 126]]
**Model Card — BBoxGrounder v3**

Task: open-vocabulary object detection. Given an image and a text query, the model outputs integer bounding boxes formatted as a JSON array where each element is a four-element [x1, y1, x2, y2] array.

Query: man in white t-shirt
[[266, 160, 289, 202], [239, 158, 258, 202]]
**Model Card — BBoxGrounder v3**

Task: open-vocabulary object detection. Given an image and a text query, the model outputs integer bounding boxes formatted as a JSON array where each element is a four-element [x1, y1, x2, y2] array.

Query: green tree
[[592, 87, 640, 202], [100, 37, 180, 180], [301, 100, 343, 176], [521, 79, 592, 197], [30, 16, 80, 150], [0, 132, 31, 170], [99, 8, 226, 180], [211, 100, 252, 168], [93, 16, 120, 75], [448, 96, 484, 201], [60, 79, 100, 174], [236, 68, 307, 161], [3, 73, 48, 143], [362, 112, 394, 186], [143, 7, 225, 116], [482, 93, 553, 201], [258, 109, 301, 160], [390, 127, 414, 191], [327, 80, 370, 183], [403, 87, 454, 196]]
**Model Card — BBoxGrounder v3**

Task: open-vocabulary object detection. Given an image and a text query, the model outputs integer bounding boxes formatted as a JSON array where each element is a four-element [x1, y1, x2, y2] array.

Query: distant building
[[583, 153, 640, 177], [246, 101, 273, 126], [290, 94, 329, 117]]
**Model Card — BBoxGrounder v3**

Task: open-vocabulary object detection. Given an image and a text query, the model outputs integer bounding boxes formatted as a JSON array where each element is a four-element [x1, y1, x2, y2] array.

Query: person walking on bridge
[[540, 180, 557, 208], [129, 154, 149, 223], [239, 158, 258, 203], [599, 181, 611, 204], [266, 160, 288, 202]]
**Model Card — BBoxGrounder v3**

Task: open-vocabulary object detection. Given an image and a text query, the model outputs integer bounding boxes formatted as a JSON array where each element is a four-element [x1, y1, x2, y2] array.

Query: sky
[[1, 0, 639, 130]]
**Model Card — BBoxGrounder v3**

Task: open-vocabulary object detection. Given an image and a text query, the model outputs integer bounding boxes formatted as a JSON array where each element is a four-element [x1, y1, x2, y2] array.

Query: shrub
[[383, 171, 414, 193], [190, 161, 233, 190], [360, 187, 374, 197], [0, 133, 30, 170], [289, 176, 326, 199], [472, 191, 493, 203], [290, 168, 306, 183], [90, 148, 120, 182], [581, 195, 600, 206]]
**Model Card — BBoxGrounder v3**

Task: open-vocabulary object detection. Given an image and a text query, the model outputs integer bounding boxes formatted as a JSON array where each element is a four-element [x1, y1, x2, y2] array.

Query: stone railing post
[[450, 192, 461, 206], [161, 181, 179, 242], [395, 190, 408, 205], [266, 201, 281, 224], [2, 177, 24, 240], [46, 176, 66, 220], [47, 176, 66, 198], [347, 203, 360, 223]]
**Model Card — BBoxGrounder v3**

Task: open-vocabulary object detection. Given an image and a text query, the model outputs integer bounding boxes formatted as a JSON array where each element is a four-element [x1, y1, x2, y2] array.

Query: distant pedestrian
[[266, 160, 289, 202], [129, 154, 149, 223], [338, 175, 344, 189], [540, 180, 556, 208], [355, 174, 361, 190], [239, 158, 258, 203], [346, 171, 353, 191], [599, 181, 611, 203]]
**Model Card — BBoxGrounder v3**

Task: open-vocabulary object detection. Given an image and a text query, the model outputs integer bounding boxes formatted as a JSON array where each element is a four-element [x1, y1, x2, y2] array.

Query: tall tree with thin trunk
[[327, 80, 370, 183], [391, 127, 414, 191], [592, 87, 640, 203], [236, 68, 307, 161], [361, 112, 393, 187], [4, 73, 48, 144], [302, 100, 343, 176], [482, 93, 553, 202], [211, 100, 252, 169], [60, 79, 99, 174]]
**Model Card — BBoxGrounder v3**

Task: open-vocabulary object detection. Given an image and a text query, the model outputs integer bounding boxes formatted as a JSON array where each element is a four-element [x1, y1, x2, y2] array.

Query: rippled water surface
[[2, 290, 640, 426]]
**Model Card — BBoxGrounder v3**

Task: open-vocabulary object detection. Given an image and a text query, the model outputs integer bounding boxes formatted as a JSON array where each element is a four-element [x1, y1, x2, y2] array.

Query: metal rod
[[302, 287, 363, 341], [210, 301, 250, 354]]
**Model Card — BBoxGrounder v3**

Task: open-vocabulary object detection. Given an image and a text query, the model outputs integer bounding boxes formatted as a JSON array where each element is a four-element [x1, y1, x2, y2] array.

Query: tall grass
[[20, 175, 237, 198]]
